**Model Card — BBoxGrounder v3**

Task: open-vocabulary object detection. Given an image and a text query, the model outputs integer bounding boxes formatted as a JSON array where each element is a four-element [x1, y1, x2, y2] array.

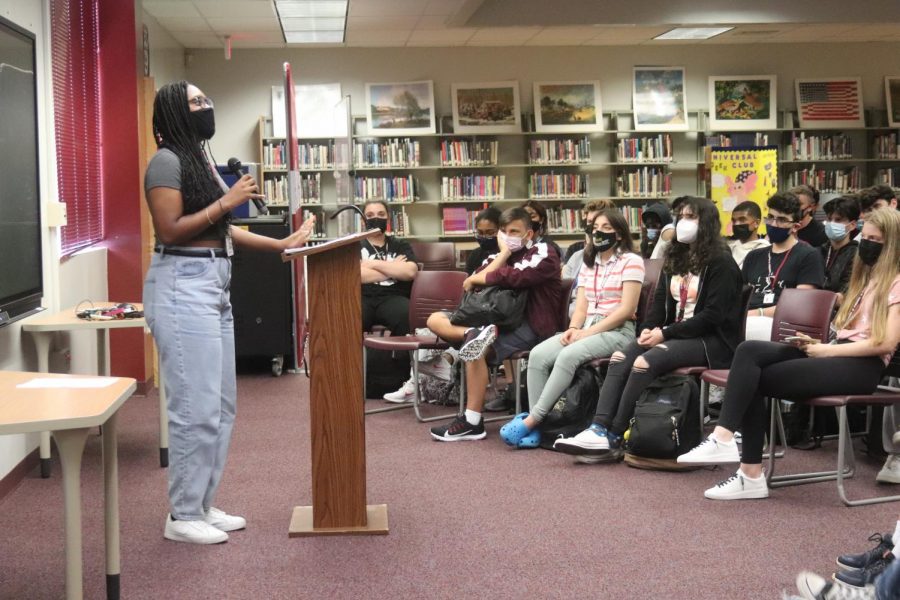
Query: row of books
[[441, 175, 506, 201], [263, 173, 321, 205], [874, 133, 900, 159], [353, 138, 420, 167], [441, 206, 483, 235], [300, 209, 327, 238], [441, 140, 498, 166], [620, 206, 644, 233], [616, 134, 672, 162], [354, 175, 418, 202], [528, 173, 589, 199], [262, 141, 335, 170], [527, 137, 590, 164], [786, 166, 861, 193], [615, 167, 672, 198], [705, 133, 770, 148], [543, 207, 582, 233], [787, 132, 852, 161], [875, 168, 900, 187]]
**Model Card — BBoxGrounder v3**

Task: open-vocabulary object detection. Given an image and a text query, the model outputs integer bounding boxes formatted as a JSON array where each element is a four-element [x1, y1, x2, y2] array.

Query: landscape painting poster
[[365, 80, 436, 136], [633, 67, 688, 131], [533, 81, 603, 133], [708, 76, 777, 131], [452, 82, 521, 134]]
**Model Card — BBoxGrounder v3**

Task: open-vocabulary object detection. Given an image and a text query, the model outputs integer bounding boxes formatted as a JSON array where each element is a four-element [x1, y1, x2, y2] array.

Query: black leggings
[[362, 294, 410, 336], [594, 338, 709, 435], [718, 340, 885, 464]]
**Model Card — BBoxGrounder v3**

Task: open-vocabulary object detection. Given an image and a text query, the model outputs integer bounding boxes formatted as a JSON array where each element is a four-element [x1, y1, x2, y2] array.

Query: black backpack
[[626, 374, 701, 459], [539, 364, 602, 450]]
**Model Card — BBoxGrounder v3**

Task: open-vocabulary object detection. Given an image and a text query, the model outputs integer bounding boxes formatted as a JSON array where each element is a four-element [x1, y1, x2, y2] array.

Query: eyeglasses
[[764, 215, 795, 226], [188, 96, 214, 109]]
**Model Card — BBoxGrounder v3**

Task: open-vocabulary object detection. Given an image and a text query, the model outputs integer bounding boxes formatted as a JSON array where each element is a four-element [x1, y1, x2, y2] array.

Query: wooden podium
[[281, 230, 389, 536]]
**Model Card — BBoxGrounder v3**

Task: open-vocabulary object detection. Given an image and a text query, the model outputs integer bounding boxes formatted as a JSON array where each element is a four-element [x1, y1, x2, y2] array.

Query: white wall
[[141, 8, 184, 86]]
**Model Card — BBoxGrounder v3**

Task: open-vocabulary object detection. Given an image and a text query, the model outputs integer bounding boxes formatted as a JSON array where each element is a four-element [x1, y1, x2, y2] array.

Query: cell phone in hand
[[784, 334, 819, 344]]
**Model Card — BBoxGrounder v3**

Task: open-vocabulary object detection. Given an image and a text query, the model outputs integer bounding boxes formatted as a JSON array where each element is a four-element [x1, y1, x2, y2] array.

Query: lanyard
[[676, 274, 693, 322], [767, 245, 795, 290], [592, 254, 618, 309]]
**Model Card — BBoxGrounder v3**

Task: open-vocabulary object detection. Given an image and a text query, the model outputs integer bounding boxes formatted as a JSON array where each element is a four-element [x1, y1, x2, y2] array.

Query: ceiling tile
[[467, 27, 540, 43], [348, 0, 428, 18], [206, 17, 281, 33], [527, 26, 600, 45], [154, 16, 213, 32], [422, 0, 466, 16], [345, 29, 411, 44], [172, 32, 223, 48], [227, 31, 285, 44], [192, 1, 276, 18], [583, 26, 669, 44], [347, 15, 421, 30], [407, 28, 476, 45], [415, 15, 450, 30], [142, 1, 202, 18]]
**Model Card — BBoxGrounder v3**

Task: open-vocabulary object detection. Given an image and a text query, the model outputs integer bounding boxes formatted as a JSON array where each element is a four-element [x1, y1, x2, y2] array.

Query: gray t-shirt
[[145, 148, 229, 242]]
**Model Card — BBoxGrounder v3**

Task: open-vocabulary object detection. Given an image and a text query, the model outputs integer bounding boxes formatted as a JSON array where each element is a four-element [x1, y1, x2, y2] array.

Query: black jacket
[[642, 251, 744, 369], [820, 240, 857, 295]]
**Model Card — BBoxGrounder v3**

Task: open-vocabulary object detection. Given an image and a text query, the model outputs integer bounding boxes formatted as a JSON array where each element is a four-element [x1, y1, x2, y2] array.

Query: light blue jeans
[[526, 317, 635, 422], [876, 554, 899, 600], [144, 250, 237, 521]]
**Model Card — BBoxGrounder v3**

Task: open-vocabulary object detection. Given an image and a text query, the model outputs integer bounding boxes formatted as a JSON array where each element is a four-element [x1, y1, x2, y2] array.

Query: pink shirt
[[836, 274, 900, 365], [577, 252, 644, 318]]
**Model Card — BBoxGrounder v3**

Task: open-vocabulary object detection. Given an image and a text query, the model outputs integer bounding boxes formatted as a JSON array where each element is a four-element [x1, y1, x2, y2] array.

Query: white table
[[0, 370, 136, 600], [23, 303, 169, 471]]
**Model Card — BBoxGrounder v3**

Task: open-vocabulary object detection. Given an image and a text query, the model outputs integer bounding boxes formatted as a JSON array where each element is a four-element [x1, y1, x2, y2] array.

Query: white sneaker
[[876, 454, 900, 484], [164, 514, 229, 544], [204, 507, 246, 532], [553, 424, 609, 455], [795, 571, 829, 600], [704, 468, 769, 500], [383, 378, 416, 403], [677, 433, 741, 464]]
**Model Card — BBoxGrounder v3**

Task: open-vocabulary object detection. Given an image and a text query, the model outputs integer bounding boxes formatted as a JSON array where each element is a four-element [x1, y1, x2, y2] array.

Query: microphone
[[330, 204, 367, 221], [227, 157, 268, 215]]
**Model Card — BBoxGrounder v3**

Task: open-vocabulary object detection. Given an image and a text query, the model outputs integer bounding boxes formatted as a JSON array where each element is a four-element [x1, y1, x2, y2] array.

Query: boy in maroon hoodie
[[426, 207, 561, 441]]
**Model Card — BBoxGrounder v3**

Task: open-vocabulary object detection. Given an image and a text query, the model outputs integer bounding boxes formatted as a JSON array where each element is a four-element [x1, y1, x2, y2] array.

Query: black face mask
[[189, 108, 215, 140], [857, 238, 884, 266], [366, 217, 388, 233], [475, 235, 499, 253], [732, 224, 753, 242], [531, 221, 542, 235], [592, 230, 618, 252]]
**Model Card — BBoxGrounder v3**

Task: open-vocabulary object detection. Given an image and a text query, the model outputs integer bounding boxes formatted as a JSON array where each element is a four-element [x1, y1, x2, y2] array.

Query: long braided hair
[[152, 81, 228, 231]]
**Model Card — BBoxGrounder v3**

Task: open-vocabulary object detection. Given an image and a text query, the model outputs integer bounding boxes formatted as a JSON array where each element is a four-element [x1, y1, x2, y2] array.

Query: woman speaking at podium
[[143, 81, 314, 544]]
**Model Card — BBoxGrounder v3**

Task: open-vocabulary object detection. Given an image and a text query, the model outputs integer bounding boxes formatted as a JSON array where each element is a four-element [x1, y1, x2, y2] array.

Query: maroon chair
[[364, 270, 467, 422], [409, 241, 457, 271], [483, 278, 574, 423], [766, 349, 900, 506]]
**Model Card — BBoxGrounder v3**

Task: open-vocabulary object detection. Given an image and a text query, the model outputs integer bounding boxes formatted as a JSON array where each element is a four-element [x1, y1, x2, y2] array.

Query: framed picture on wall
[[532, 81, 603, 133], [885, 76, 900, 127], [708, 75, 777, 131], [451, 82, 521, 134], [632, 67, 688, 131], [795, 78, 864, 129], [365, 80, 436, 136]]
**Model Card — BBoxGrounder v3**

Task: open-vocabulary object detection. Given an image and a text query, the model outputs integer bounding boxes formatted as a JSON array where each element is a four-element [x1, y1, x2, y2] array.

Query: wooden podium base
[[288, 504, 389, 537]]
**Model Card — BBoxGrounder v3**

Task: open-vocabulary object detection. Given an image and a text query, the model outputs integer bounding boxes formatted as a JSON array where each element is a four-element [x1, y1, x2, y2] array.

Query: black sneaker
[[430, 415, 486, 442], [459, 325, 498, 362], [837, 533, 893, 571], [835, 554, 894, 588]]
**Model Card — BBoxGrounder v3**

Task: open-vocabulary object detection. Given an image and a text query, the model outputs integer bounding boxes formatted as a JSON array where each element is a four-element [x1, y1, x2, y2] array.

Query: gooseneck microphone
[[227, 157, 268, 215], [329, 204, 367, 221]]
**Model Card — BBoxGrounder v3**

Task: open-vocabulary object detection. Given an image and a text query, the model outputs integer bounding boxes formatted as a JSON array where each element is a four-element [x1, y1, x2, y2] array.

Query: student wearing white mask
[[820, 195, 860, 307]]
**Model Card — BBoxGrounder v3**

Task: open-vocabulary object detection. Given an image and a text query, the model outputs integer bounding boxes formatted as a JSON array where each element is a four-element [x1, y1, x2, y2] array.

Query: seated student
[[426, 207, 561, 441], [742, 191, 826, 340], [821, 195, 860, 306], [553, 197, 744, 461], [727, 200, 769, 268], [859, 184, 899, 219], [677, 208, 900, 500], [650, 196, 687, 260], [499, 209, 644, 448], [791, 184, 828, 247], [640, 201, 673, 259], [562, 199, 616, 274], [464, 207, 502, 275], [522, 199, 563, 259]]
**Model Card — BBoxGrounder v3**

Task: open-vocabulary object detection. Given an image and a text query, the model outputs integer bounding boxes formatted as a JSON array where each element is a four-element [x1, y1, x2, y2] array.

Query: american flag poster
[[795, 78, 864, 129]]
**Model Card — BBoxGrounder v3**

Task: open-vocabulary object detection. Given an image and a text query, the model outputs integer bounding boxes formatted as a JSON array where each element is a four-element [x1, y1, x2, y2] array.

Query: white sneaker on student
[[876, 454, 900, 484], [383, 378, 416, 403], [704, 468, 769, 500], [204, 507, 246, 532], [677, 432, 740, 464], [164, 514, 229, 544]]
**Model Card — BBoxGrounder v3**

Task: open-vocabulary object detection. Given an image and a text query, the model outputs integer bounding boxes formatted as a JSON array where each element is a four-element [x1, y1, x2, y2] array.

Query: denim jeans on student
[[144, 250, 236, 521], [876, 555, 899, 600]]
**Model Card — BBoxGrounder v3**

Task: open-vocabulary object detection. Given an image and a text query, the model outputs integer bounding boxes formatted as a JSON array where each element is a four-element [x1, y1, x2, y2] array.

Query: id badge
[[762, 292, 775, 305], [225, 231, 235, 257]]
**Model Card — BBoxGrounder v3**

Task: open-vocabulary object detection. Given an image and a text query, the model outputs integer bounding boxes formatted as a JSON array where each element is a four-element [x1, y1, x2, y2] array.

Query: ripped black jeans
[[593, 338, 708, 436]]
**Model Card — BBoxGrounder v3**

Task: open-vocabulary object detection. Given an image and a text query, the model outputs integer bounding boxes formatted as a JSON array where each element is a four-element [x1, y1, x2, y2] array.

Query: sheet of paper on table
[[17, 377, 118, 389]]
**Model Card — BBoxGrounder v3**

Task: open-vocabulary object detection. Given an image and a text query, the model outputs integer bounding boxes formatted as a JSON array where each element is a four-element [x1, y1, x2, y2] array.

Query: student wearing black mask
[[727, 200, 769, 267], [522, 199, 563, 259], [820, 195, 860, 306], [791, 184, 828, 247], [465, 207, 502, 275]]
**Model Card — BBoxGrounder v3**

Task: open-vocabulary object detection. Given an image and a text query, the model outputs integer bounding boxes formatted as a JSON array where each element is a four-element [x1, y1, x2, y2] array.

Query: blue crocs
[[517, 428, 541, 449], [499, 413, 530, 447]]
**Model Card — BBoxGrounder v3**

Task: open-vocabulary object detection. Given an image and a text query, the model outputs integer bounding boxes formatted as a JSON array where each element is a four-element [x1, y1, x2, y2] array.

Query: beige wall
[[141, 7, 185, 87]]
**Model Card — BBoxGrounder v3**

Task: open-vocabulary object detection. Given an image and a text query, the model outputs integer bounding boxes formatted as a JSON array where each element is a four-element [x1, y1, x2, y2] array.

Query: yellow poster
[[709, 148, 778, 235]]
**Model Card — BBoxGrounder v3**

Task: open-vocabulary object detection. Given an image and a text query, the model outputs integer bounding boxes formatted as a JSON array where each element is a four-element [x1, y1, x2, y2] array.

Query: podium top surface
[[282, 230, 381, 262]]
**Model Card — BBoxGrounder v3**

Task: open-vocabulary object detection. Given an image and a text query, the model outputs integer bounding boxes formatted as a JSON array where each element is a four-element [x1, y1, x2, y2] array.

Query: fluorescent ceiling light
[[275, 1, 348, 18], [654, 27, 733, 40], [281, 17, 346, 31], [285, 30, 344, 44]]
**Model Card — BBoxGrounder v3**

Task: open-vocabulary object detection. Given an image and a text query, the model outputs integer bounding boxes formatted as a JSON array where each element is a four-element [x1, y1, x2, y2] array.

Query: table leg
[[158, 367, 168, 468], [102, 413, 120, 600], [53, 428, 90, 600], [33, 331, 53, 478], [97, 330, 109, 376]]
